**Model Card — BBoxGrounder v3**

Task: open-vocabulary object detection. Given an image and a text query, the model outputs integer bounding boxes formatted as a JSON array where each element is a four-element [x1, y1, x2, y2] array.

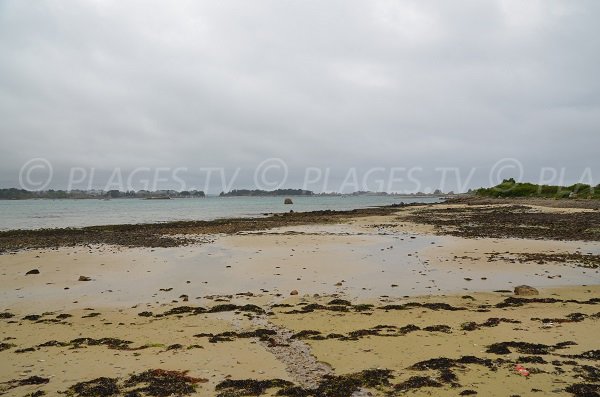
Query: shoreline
[[1, 197, 600, 253]]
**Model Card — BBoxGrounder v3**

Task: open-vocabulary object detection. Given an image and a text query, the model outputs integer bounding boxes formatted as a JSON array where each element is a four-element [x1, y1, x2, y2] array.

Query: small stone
[[25, 269, 40, 275], [514, 285, 539, 296], [290, 290, 298, 296], [78, 276, 92, 281]]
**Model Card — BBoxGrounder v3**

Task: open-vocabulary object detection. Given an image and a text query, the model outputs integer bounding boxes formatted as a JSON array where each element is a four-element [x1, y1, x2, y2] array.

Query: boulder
[[284, 198, 293, 205], [25, 269, 40, 275], [514, 285, 539, 296]]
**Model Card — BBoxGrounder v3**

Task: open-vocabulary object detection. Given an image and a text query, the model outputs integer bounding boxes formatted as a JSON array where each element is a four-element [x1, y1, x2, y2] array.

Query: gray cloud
[[1, 0, 598, 192]]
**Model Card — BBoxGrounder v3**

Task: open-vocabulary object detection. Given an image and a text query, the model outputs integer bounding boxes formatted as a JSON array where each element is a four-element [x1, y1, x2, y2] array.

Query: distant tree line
[[219, 189, 314, 197], [0, 188, 205, 200]]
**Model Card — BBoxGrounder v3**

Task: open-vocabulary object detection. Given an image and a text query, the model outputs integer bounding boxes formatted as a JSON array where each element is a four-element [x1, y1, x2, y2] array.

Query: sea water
[[0, 195, 439, 230]]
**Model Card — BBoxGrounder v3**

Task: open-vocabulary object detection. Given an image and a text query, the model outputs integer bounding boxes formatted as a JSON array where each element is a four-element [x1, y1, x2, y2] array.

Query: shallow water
[[0, 195, 439, 230], [4, 226, 598, 310]]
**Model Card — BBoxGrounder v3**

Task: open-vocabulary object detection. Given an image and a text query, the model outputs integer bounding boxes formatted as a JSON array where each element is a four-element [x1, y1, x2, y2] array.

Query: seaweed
[[68, 377, 119, 396], [461, 317, 521, 331], [518, 356, 547, 364], [327, 299, 351, 306], [137, 311, 153, 317], [217, 369, 393, 397], [22, 314, 42, 321], [216, 379, 293, 396], [561, 350, 600, 361], [67, 369, 207, 397], [0, 312, 15, 319], [158, 306, 206, 317], [486, 341, 576, 355], [291, 330, 322, 339], [208, 304, 264, 314], [573, 365, 600, 382], [38, 340, 70, 347], [14, 347, 37, 353], [0, 342, 16, 351], [496, 297, 600, 308], [194, 329, 277, 343], [19, 376, 50, 386], [70, 337, 134, 350], [410, 356, 496, 371], [379, 302, 465, 311], [24, 391, 46, 397], [564, 383, 600, 397], [394, 376, 442, 391], [423, 324, 452, 333], [124, 369, 206, 396]]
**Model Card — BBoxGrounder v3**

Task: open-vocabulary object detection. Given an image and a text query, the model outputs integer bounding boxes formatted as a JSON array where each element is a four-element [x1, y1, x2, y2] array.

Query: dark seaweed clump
[[486, 341, 577, 355], [24, 391, 46, 397], [379, 302, 465, 311], [327, 299, 351, 306], [423, 324, 452, 333], [518, 356, 547, 364], [564, 383, 600, 397], [0, 312, 15, 319], [496, 297, 600, 308], [216, 369, 393, 397], [124, 369, 207, 396], [394, 376, 443, 391], [283, 302, 373, 314], [67, 369, 207, 397], [22, 314, 43, 321], [68, 377, 119, 396], [194, 329, 276, 343], [216, 379, 293, 396], [290, 324, 421, 341], [531, 312, 589, 324], [70, 337, 134, 350], [410, 356, 496, 371], [0, 342, 16, 351], [156, 304, 265, 317], [138, 311, 153, 317], [572, 365, 600, 382], [460, 317, 521, 331], [561, 350, 600, 361]]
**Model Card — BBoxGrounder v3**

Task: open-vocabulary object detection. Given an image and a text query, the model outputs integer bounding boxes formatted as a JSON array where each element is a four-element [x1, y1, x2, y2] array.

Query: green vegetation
[[476, 179, 600, 199]]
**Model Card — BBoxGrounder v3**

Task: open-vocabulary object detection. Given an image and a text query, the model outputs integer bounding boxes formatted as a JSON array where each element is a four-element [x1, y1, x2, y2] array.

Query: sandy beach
[[1, 200, 599, 396]]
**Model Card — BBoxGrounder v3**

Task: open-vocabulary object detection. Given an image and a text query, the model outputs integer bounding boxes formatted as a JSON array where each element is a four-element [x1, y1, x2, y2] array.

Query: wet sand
[[1, 201, 599, 396]]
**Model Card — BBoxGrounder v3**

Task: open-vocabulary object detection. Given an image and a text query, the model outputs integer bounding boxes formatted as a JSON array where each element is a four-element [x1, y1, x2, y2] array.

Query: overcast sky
[[1, 0, 598, 193]]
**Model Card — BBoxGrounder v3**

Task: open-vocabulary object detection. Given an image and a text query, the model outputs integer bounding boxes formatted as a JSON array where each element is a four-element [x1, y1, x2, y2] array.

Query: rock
[[290, 290, 298, 296], [514, 285, 539, 296], [284, 198, 293, 205], [180, 294, 189, 302], [78, 276, 92, 282], [25, 269, 40, 275]]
